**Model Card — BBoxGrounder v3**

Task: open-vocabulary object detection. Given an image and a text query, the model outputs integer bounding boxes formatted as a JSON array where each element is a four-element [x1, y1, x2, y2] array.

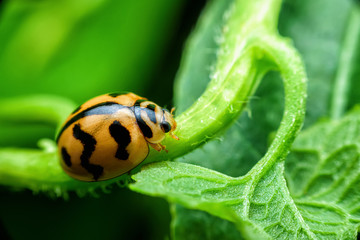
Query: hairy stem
[[245, 34, 307, 178]]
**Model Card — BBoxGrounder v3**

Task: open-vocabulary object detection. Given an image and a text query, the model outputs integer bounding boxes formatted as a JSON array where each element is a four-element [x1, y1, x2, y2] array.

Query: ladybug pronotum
[[57, 93, 178, 181]]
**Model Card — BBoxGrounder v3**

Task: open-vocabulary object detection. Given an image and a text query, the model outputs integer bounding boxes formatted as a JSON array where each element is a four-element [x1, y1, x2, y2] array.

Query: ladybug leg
[[149, 142, 168, 153], [170, 107, 176, 115], [149, 143, 162, 151], [159, 143, 168, 152], [170, 132, 179, 140]]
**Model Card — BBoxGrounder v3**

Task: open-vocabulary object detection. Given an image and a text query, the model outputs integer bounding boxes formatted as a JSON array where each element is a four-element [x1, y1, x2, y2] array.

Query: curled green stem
[[245, 34, 307, 178]]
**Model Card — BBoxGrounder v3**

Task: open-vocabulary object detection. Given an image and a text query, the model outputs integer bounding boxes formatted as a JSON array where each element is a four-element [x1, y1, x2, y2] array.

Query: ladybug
[[56, 93, 178, 181]]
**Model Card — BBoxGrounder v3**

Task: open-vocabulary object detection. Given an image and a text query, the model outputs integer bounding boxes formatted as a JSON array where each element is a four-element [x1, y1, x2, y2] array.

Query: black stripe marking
[[134, 99, 146, 107], [109, 120, 131, 160], [144, 107, 157, 124], [73, 124, 103, 181], [147, 104, 156, 111], [134, 106, 153, 138], [56, 102, 127, 142], [61, 147, 72, 167]]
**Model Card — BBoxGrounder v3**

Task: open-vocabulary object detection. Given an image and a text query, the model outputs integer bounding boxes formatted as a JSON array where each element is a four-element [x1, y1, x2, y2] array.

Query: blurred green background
[[0, 0, 206, 239]]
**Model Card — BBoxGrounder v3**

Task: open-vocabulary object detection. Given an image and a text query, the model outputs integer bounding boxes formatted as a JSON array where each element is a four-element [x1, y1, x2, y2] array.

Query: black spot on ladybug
[[146, 104, 156, 111], [73, 124, 103, 181], [57, 102, 127, 143], [109, 120, 131, 160], [61, 147, 72, 167], [134, 106, 153, 138]]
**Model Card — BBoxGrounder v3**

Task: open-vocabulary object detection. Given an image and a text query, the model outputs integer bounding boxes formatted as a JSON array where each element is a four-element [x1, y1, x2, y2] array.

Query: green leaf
[[171, 205, 244, 240], [131, 106, 360, 239], [285, 107, 360, 238], [131, 161, 297, 239]]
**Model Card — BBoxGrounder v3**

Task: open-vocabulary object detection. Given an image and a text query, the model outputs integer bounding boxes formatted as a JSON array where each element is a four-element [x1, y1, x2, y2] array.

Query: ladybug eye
[[161, 121, 171, 133]]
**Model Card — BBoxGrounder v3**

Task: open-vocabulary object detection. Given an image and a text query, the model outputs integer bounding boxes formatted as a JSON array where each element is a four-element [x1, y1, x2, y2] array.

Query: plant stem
[[244, 34, 307, 178]]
